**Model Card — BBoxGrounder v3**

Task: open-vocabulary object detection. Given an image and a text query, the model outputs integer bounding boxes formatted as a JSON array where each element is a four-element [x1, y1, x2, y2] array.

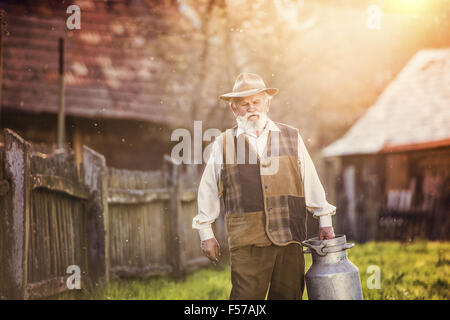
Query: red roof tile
[[1, 0, 199, 125]]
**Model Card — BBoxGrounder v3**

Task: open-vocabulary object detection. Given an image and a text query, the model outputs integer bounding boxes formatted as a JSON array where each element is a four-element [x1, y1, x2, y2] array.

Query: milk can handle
[[345, 243, 355, 250], [301, 240, 327, 256]]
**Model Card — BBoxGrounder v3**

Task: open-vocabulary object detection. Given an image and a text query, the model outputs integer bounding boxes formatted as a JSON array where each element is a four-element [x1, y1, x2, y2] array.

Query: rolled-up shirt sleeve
[[192, 140, 222, 241], [297, 131, 336, 227]]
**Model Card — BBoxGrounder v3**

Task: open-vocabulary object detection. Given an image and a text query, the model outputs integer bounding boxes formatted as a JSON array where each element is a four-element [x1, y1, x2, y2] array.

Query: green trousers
[[229, 243, 305, 300]]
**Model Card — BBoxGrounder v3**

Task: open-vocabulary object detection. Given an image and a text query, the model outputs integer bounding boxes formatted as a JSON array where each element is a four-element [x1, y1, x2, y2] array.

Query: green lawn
[[57, 241, 449, 300]]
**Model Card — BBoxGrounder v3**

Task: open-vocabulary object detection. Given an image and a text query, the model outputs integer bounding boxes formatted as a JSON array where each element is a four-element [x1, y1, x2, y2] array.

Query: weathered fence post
[[2, 129, 31, 299], [83, 145, 110, 285], [164, 155, 183, 279]]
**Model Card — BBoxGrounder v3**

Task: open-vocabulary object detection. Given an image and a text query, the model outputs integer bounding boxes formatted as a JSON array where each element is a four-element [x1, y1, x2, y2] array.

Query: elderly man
[[192, 73, 336, 300]]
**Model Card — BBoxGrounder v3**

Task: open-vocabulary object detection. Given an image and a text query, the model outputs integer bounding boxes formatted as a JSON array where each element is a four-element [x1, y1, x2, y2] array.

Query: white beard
[[236, 111, 268, 134]]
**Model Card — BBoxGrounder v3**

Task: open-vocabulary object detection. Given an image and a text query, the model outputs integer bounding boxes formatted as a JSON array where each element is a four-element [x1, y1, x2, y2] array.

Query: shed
[[322, 48, 450, 241]]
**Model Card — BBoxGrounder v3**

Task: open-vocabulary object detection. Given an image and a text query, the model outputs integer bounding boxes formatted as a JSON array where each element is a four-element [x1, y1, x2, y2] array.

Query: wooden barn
[[0, 0, 216, 171], [322, 48, 450, 242], [0, 1, 238, 299]]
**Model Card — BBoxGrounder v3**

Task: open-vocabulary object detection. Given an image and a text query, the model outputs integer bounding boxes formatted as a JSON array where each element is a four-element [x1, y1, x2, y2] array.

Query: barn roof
[[1, 0, 200, 126], [322, 48, 450, 157]]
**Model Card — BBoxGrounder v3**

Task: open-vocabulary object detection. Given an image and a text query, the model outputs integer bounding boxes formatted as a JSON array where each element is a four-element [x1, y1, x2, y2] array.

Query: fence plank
[[83, 145, 110, 284], [2, 128, 31, 299], [27, 275, 87, 300], [164, 157, 183, 279], [108, 187, 169, 204], [30, 174, 89, 200]]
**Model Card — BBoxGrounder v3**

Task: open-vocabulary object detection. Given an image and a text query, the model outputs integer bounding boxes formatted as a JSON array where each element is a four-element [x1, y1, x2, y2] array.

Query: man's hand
[[201, 238, 221, 264], [319, 226, 335, 240]]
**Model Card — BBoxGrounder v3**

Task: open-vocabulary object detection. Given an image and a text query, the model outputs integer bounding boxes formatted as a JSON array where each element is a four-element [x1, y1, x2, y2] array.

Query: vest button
[[269, 228, 273, 233], [265, 185, 269, 189], [262, 164, 267, 168], [268, 207, 272, 211]]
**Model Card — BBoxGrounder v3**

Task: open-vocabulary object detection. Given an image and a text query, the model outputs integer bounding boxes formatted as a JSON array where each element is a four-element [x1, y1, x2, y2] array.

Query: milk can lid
[[307, 234, 347, 247], [302, 234, 354, 255]]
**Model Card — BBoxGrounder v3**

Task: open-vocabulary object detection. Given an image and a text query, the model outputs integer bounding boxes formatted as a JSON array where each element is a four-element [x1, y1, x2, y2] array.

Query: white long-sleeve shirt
[[193, 119, 336, 241]]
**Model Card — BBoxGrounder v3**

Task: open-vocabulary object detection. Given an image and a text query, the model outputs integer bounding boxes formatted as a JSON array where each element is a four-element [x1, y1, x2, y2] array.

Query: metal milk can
[[302, 234, 363, 300]]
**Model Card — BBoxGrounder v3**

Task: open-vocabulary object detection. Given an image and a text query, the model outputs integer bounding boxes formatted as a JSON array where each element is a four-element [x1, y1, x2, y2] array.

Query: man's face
[[230, 92, 270, 133], [230, 92, 269, 121]]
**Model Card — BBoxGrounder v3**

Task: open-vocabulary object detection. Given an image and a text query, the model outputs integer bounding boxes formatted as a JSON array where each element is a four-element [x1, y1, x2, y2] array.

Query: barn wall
[[332, 146, 449, 242], [69, 116, 173, 171], [336, 154, 385, 242], [2, 111, 171, 170], [406, 147, 450, 240]]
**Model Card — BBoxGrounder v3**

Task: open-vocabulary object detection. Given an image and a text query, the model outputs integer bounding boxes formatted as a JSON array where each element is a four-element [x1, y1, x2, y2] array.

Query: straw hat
[[219, 73, 279, 101]]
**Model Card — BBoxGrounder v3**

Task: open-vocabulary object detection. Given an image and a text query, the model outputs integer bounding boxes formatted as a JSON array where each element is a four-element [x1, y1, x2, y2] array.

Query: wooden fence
[[0, 129, 227, 299], [105, 158, 213, 279]]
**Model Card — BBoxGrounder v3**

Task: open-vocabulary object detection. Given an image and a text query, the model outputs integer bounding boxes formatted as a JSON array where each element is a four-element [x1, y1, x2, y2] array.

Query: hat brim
[[219, 88, 279, 101]]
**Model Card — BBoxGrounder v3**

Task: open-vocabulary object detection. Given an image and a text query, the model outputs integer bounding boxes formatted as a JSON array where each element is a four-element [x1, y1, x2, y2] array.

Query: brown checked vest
[[217, 122, 307, 250]]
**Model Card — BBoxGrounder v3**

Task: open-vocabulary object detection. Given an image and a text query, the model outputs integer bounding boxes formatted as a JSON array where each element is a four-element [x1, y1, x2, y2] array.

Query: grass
[[351, 241, 449, 300], [56, 241, 450, 300]]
